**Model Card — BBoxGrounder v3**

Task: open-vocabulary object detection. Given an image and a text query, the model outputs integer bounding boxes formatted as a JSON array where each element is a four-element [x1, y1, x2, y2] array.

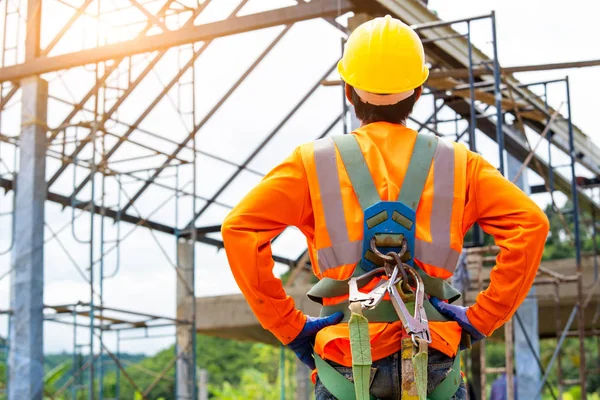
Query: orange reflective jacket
[[222, 122, 549, 367]]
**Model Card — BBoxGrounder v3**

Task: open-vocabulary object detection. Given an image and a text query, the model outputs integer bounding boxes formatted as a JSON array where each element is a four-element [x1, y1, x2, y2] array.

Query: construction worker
[[222, 15, 549, 400]]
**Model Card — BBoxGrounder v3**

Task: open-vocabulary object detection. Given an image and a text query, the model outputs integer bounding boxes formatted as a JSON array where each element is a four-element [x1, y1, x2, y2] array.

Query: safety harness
[[308, 134, 464, 400]]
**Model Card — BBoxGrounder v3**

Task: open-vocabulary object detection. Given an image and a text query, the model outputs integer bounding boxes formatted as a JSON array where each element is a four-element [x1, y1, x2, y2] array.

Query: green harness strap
[[308, 266, 461, 305], [398, 134, 439, 210], [314, 351, 462, 400], [320, 298, 450, 324], [349, 303, 372, 400], [331, 135, 381, 210], [331, 133, 439, 210], [314, 133, 460, 399]]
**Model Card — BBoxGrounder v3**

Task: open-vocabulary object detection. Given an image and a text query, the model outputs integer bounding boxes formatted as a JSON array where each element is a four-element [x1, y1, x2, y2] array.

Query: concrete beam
[[195, 256, 600, 344]]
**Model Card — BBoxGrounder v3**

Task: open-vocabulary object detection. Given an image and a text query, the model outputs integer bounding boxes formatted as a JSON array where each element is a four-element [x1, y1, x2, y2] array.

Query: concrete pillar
[[176, 238, 195, 400], [9, 76, 48, 399], [9, 0, 46, 396], [507, 153, 540, 400], [197, 369, 208, 400]]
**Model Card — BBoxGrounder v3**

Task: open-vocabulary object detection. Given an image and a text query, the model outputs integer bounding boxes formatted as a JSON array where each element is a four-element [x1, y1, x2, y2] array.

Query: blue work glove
[[287, 312, 344, 370], [430, 297, 485, 345]]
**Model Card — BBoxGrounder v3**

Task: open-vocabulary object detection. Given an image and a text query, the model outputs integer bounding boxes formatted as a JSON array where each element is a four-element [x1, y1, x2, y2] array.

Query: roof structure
[[0, 0, 598, 269]]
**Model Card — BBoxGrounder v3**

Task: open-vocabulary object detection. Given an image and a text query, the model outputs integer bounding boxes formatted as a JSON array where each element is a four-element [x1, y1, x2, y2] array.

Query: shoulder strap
[[397, 134, 438, 210], [332, 135, 380, 211]]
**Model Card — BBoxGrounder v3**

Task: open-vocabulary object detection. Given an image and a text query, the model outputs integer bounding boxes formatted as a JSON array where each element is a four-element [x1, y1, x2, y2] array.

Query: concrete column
[[8, 0, 46, 396], [507, 152, 540, 400], [9, 76, 48, 400], [176, 238, 195, 400], [197, 369, 208, 400]]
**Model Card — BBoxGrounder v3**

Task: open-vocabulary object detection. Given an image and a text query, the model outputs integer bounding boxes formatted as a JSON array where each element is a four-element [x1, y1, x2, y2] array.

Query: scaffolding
[[0, 0, 598, 399]]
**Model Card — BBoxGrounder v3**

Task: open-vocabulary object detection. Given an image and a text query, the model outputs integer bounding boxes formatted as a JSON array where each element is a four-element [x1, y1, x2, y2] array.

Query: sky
[[0, 0, 598, 357]]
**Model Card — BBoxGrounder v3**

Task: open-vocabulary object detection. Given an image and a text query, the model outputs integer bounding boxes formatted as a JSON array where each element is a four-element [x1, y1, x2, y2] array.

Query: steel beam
[[186, 61, 338, 227], [119, 24, 292, 215], [0, 0, 353, 82], [0, 177, 297, 266], [65, 0, 250, 201]]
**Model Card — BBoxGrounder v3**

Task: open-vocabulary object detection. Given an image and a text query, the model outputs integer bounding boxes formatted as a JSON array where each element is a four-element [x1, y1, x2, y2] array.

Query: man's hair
[[349, 84, 420, 125]]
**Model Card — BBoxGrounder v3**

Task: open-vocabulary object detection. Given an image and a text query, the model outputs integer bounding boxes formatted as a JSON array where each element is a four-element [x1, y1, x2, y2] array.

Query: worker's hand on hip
[[430, 297, 485, 344], [287, 312, 344, 370]]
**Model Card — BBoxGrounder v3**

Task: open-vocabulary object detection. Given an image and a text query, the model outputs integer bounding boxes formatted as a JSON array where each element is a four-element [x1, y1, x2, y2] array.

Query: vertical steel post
[[545, 84, 555, 198], [507, 137, 541, 400], [88, 125, 96, 400], [72, 306, 78, 400], [176, 238, 195, 400], [466, 22, 484, 247], [9, 0, 46, 395], [491, 11, 505, 175], [504, 319, 515, 400], [98, 136, 106, 400], [565, 76, 586, 395], [280, 346, 285, 400], [115, 331, 121, 400], [466, 22, 477, 151], [341, 38, 348, 136]]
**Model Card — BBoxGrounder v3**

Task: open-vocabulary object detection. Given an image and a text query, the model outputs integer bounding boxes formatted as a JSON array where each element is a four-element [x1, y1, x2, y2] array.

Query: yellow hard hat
[[338, 15, 429, 103]]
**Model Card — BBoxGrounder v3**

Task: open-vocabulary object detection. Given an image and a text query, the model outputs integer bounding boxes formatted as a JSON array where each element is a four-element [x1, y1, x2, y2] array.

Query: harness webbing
[[311, 133, 461, 399], [397, 134, 439, 210], [332, 135, 381, 211], [331, 134, 439, 212]]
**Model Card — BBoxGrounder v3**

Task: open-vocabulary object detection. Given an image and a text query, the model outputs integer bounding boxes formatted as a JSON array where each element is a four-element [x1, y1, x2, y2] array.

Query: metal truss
[[0, 0, 599, 398]]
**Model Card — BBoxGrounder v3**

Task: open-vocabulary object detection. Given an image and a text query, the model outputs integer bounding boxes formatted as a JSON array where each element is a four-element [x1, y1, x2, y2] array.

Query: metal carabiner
[[348, 267, 388, 309], [387, 264, 432, 344]]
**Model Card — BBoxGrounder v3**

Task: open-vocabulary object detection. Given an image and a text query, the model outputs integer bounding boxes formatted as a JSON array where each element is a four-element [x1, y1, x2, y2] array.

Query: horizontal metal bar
[[411, 13, 492, 31], [430, 58, 600, 79], [0, 177, 298, 266], [518, 78, 566, 88], [0, 0, 354, 82]]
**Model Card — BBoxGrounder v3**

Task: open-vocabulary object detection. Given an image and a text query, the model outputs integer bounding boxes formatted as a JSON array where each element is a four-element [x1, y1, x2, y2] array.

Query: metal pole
[[491, 11, 505, 175], [98, 133, 106, 400], [505, 319, 515, 400], [467, 22, 477, 152], [280, 346, 285, 400], [89, 125, 96, 400], [116, 331, 121, 400], [536, 305, 578, 397], [72, 306, 77, 400], [341, 37, 347, 136], [466, 22, 483, 247], [565, 76, 586, 395]]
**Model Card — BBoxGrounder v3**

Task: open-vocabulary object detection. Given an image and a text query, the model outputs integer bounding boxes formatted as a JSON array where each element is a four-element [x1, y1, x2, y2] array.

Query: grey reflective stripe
[[414, 240, 461, 273], [397, 134, 438, 210], [316, 239, 460, 273], [314, 138, 349, 247], [312, 137, 460, 273], [430, 140, 455, 251], [317, 240, 363, 272], [332, 135, 381, 210]]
